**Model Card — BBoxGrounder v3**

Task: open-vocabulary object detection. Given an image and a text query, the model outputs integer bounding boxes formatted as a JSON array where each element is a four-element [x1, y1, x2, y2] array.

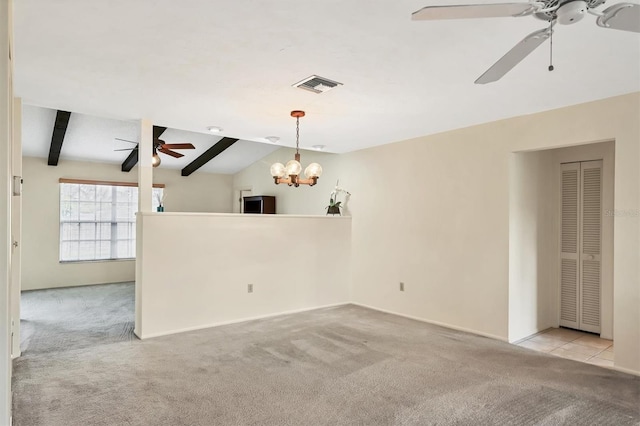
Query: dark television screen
[[244, 200, 262, 214]]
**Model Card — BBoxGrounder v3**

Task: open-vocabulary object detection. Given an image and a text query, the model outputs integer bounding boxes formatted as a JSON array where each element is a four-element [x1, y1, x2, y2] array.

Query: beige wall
[[21, 157, 234, 290], [234, 93, 640, 374], [346, 93, 638, 374], [135, 213, 351, 338]]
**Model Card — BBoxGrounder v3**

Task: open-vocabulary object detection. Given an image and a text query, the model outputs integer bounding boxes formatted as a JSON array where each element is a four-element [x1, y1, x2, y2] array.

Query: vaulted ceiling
[[22, 105, 280, 174], [13, 0, 640, 156]]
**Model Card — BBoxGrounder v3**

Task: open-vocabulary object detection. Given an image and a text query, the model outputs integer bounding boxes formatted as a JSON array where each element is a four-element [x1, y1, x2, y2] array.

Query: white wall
[[508, 150, 556, 342], [21, 157, 234, 290], [135, 213, 351, 338], [233, 148, 346, 216], [234, 92, 640, 374]]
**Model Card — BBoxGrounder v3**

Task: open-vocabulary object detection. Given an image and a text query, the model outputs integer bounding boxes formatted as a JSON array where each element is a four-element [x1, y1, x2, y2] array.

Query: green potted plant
[[326, 181, 350, 216], [326, 198, 342, 215]]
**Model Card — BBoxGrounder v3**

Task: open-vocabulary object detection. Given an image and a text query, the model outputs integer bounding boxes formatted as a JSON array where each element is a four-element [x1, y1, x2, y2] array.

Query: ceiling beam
[[121, 149, 138, 173], [47, 110, 72, 166], [153, 126, 167, 140], [120, 125, 166, 172], [181, 137, 238, 177]]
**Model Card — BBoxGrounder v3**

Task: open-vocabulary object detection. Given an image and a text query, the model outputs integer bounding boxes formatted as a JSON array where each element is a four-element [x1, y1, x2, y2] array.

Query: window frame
[[58, 179, 164, 263]]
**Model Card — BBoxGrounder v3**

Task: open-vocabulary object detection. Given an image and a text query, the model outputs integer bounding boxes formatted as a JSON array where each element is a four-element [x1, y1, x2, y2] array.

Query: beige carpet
[[12, 283, 640, 425]]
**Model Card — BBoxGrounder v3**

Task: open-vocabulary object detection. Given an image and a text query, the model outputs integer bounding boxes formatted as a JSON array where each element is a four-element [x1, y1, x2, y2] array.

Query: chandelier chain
[[295, 117, 300, 154]]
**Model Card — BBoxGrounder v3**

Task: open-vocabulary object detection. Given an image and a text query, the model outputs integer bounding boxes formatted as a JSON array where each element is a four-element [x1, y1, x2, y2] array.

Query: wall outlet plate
[[248, 284, 253, 293], [400, 282, 405, 292]]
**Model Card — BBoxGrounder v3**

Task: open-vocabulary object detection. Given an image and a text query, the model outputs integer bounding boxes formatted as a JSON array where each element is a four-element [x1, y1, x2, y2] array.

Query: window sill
[[59, 258, 135, 264]]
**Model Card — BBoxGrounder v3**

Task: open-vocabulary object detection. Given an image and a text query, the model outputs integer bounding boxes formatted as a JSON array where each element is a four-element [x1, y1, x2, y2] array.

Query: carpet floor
[[13, 283, 640, 425]]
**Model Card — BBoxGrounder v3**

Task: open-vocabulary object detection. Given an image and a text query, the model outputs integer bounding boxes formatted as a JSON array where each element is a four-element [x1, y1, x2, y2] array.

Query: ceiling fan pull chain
[[548, 21, 554, 72]]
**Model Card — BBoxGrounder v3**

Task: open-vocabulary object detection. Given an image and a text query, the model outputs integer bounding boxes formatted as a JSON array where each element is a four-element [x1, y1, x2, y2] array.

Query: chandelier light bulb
[[270, 163, 286, 178], [151, 153, 161, 168], [285, 159, 302, 176], [304, 163, 323, 178]]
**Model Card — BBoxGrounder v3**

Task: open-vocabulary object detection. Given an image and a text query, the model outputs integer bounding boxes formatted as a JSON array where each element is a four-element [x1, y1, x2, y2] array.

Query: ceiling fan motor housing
[[556, 0, 589, 24], [534, 0, 604, 22]]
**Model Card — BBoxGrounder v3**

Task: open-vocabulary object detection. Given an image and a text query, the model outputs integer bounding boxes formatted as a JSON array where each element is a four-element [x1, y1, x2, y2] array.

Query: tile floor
[[517, 327, 614, 368]]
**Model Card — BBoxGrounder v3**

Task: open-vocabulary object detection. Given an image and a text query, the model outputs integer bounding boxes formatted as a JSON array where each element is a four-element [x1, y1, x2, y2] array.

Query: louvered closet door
[[579, 161, 602, 333], [559, 161, 602, 333], [560, 163, 580, 330]]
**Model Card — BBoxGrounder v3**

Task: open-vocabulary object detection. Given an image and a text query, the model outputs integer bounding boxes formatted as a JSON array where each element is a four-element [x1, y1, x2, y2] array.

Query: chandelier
[[270, 110, 322, 186]]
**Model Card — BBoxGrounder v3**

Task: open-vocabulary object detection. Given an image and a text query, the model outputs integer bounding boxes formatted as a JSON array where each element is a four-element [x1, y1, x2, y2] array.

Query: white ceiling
[[13, 0, 640, 154], [22, 104, 280, 174]]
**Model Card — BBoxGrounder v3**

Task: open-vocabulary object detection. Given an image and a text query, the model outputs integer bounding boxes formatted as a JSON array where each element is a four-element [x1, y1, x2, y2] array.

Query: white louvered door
[[560, 161, 602, 333], [560, 163, 580, 330]]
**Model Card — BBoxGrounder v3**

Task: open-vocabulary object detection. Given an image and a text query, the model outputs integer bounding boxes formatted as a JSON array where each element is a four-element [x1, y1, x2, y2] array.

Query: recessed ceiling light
[[207, 126, 223, 133], [265, 136, 280, 144], [311, 145, 326, 151]]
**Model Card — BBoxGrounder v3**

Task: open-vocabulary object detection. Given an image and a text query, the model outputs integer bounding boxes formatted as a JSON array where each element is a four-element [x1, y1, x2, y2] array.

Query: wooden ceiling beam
[[47, 110, 72, 166], [181, 137, 238, 177], [121, 149, 138, 172]]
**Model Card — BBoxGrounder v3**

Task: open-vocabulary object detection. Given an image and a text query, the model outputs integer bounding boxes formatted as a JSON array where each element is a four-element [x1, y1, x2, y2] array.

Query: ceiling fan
[[412, 0, 640, 83], [115, 126, 195, 166]]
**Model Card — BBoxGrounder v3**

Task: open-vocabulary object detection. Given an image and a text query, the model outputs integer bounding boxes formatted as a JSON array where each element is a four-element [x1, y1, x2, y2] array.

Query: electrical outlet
[[248, 284, 253, 293], [399, 282, 405, 292]]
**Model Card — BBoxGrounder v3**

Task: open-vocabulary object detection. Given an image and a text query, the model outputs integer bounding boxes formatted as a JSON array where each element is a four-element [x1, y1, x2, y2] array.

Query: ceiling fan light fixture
[[151, 153, 161, 167]]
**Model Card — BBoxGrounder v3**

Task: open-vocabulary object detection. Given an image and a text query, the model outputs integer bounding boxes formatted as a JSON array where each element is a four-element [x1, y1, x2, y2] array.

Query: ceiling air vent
[[293, 75, 343, 94]]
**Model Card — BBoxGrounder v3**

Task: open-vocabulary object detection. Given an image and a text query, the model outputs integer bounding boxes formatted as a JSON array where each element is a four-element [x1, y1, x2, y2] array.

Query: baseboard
[[510, 327, 553, 345], [612, 365, 640, 377], [139, 302, 350, 339], [22, 280, 134, 293], [351, 302, 508, 342]]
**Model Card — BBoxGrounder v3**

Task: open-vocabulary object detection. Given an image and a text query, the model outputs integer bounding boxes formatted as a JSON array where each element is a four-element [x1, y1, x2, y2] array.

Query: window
[[59, 180, 163, 262]]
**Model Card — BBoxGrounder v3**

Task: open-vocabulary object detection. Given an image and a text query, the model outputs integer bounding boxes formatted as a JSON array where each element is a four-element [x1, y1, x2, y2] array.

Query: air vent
[[293, 75, 343, 94]]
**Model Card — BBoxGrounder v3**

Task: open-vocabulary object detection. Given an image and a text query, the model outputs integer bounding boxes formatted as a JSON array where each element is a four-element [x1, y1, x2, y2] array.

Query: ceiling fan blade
[[412, 2, 543, 20], [115, 138, 138, 144], [475, 26, 552, 84], [153, 126, 167, 140], [159, 148, 184, 158], [114, 148, 137, 151], [160, 143, 195, 150], [596, 3, 640, 33]]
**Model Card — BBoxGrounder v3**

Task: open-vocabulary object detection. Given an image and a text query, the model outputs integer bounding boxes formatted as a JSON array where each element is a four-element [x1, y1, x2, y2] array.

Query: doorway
[[560, 160, 603, 334], [508, 141, 614, 344], [235, 188, 253, 213]]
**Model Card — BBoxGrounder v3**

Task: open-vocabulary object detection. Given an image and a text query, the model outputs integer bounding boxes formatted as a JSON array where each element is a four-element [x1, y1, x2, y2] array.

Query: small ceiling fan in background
[[412, 0, 640, 83], [115, 126, 195, 167]]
